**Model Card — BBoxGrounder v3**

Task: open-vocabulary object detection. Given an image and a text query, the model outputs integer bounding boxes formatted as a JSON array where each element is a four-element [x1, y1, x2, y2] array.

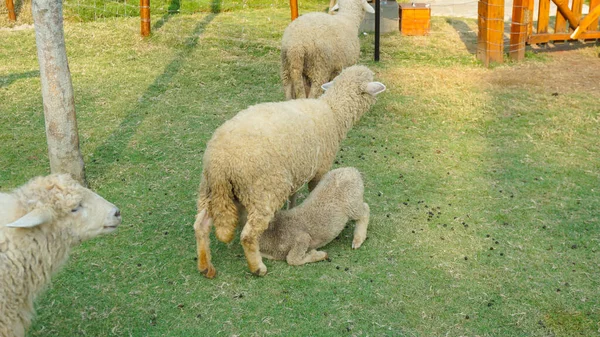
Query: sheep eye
[[71, 203, 83, 213]]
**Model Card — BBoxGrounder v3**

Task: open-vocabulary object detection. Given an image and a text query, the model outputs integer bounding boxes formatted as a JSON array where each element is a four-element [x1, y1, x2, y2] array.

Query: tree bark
[[32, 0, 86, 185]]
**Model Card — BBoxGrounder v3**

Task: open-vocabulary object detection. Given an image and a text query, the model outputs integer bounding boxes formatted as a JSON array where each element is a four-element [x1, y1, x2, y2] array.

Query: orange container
[[399, 3, 431, 36]]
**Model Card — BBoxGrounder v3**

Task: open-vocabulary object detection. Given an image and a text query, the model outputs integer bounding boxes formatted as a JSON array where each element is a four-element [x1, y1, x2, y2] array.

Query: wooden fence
[[478, 0, 600, 64], [6, 0, 16, 21]]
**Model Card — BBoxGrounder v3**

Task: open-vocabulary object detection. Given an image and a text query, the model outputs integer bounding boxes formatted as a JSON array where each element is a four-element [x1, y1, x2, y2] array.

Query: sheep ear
[[331, 2, 339, 11], [363, 1, 375, 13], [365, 82, 386, 96], [4, 209, 53, 228], [321, 81, 334, 91]]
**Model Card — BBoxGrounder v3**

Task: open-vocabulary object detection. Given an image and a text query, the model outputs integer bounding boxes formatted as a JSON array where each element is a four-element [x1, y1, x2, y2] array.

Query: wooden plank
[[6, 0, 16, 21], [572, 0, 583, 22], [527, 0, 534, 36], [537, 0, 551, 33], [552, 0, 580, 30], [570, 4, 600, 38], [510, 0, 530, 61], [555, 7, 567, 33], [528, 30, 600, 43], [589, 0, 600, 32]]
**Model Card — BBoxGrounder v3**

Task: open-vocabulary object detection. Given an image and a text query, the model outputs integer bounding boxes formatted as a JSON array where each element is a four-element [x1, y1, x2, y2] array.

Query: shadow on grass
[[153, 0, 181, 31], [14, 0, 24, 18], [445, 18, 478, 55], [211, 0, 221, 13], [90, 13, 218, 176], [0, 70, 39, 88], [154, 0, 221, 31]]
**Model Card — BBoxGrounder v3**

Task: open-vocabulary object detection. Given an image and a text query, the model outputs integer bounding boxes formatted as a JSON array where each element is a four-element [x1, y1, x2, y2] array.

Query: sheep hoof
[[251, 262, 268, 277], [352, 238, 365, 249], [313, 251, 328, 263], [200, 266, 217, 279]]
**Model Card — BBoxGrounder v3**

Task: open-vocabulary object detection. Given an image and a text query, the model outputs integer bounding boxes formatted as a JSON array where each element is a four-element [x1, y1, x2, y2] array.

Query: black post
[[374, 0, 380, 61]]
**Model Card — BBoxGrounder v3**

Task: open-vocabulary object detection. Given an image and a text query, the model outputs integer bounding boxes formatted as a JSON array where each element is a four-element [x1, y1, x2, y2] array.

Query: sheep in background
[[0, 174, 121, 337], [281, 0, 375, 100], [193, 65, 385, 278], [259, 167, 369, 266]]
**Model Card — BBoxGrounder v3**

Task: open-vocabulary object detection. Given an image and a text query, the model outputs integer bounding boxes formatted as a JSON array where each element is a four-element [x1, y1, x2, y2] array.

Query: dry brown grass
[[489, 50, 600, 95]]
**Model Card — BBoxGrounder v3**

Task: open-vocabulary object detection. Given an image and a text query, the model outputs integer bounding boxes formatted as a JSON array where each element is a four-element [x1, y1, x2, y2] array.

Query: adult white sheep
[[0, 174, 121, 337], [259, 167, 369, 266], [193, 65, 385, 278], [281, 0, 375, 100]]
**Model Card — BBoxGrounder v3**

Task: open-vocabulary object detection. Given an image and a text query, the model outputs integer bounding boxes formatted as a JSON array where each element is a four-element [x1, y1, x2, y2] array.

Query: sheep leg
[[286, 234, 328, 265], [193, 209, 216, 279], [352, 202, 370, 249], [307, 73, 329, 98], [240, 210, 273, 276]]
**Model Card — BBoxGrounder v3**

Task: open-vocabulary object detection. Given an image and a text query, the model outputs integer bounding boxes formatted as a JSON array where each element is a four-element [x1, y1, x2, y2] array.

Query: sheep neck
[[323, 92, 375, 140], [14, 227, 72, 299], [337, 7, 367, 30]]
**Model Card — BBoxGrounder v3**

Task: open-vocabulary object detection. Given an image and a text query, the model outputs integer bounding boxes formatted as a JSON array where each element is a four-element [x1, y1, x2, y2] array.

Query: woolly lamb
[[259, 167, 369, 265], [193, 65, 385, 278], [281, 0, 375, 100], [0, 174, 121, 337]]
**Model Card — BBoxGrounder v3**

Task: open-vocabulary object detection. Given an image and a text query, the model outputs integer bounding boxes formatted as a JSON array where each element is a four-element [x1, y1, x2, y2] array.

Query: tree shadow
[[90, 13, 218, 178], [445, 18, 478, 55], [153, 0, 181, 31], [14, 0, 24, 18], [211, 0, 221, 14], [0, 70, 39, 88]]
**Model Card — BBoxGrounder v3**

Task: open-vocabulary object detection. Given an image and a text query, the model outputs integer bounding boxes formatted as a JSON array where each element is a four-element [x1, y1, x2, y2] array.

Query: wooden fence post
[[290, 0, 298, 20], [31, 0, 86, 185], [477, 0, 505, 66], [6, 0, 16, 21], [509, 0, 530, 61], [590, 0, 600, 33], [141, 0, 151, 37]]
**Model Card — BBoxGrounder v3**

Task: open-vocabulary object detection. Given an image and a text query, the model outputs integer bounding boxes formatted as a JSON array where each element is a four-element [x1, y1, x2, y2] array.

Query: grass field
[[1, 3, 600, 336]]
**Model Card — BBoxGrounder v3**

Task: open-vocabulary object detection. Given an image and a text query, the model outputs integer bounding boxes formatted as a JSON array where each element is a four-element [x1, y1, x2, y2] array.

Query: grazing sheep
[[0, 174, 121, 337], [281, 0, 375, 100], [193, 65, 385, 278], [259, 167, 369, 266]]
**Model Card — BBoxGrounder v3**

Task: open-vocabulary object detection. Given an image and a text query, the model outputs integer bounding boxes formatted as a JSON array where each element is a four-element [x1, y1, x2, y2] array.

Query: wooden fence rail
[[478, 0, 600, 64]]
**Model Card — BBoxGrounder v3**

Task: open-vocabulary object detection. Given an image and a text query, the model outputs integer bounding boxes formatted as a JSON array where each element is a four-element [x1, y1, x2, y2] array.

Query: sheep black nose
[[114, 209, 121, 218]]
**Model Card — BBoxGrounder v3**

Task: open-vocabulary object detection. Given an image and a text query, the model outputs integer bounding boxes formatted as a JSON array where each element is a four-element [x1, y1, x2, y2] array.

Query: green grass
[[2, 5, 600, 337]]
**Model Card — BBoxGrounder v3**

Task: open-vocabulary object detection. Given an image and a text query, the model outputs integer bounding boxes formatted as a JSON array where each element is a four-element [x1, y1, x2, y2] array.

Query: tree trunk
[[32, 0, 86, 185]]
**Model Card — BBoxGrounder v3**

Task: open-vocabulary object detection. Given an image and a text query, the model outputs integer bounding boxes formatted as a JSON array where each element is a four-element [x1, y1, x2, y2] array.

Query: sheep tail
[[285, 46, 307, 100], [205, 170, 238, 244]]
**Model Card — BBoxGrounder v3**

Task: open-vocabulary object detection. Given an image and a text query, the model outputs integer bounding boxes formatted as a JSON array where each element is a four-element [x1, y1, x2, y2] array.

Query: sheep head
[[4, 174, 121, 243], [321, 65, 386, 97], [331, 0, 375, 14]]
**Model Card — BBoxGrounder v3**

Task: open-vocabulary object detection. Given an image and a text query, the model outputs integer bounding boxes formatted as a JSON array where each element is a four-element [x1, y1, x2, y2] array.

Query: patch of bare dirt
[[488, 51, 600, 95]]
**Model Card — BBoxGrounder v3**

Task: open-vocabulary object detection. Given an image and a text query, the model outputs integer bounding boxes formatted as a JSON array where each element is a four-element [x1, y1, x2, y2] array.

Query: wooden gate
[[477, 0, 600, 65], [510, 0, 600, 60]]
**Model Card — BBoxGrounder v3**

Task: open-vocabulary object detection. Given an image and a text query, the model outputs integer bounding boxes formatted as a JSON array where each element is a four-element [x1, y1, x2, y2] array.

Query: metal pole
[[375, 0, 380, 61]]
